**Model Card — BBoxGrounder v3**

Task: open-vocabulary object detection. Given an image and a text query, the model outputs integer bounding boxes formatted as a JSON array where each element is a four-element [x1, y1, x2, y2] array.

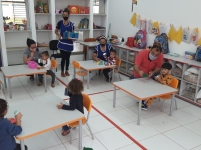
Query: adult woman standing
[[55, 8, 74, 77], [23, 38, 44, 86]]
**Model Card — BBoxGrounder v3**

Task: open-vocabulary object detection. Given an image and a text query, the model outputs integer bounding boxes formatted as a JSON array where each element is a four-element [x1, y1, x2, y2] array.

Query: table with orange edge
[[6, 96, 85, 150], [113, 78, 178, 125], [1, 65, 47, 99], [74, 60, 116, 89]]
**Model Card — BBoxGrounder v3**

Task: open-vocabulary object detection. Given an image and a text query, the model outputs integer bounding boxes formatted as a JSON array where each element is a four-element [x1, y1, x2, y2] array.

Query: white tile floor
[[1, 64, 201, 150]]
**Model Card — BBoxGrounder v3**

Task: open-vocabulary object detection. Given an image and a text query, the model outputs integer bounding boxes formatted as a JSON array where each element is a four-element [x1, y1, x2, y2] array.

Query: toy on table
[[96, 60, 105, 65], [27, 61, 37, 69], [83, 147, 93, 150], [143, 74, 148, 77]]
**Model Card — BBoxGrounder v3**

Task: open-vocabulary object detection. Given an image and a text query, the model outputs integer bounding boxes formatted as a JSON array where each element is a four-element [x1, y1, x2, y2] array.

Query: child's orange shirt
[[158, 74, 173, 86]]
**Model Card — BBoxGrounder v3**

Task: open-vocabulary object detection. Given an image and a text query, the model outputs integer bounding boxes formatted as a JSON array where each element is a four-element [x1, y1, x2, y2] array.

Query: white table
[[6, 96, 85, 150], [79, 42, 99, 60], [113, 78, 178, 125], [74, 60, 116, 89], [1, 65, 47, 99]]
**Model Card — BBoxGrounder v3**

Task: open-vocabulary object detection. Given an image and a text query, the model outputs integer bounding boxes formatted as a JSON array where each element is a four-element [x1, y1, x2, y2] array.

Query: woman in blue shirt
[[93, 36, 113, 81], [55, 8, 74, 77]]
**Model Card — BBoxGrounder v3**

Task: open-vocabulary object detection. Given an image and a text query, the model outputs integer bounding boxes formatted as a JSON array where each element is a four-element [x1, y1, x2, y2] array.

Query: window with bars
[[1, 0, 27, 24], [93, 0, 99, 13]]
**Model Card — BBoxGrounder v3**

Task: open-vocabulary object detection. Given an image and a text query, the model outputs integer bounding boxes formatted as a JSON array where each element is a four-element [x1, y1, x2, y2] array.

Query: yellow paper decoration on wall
[[130, 13, 137, 26], [168, 25, 177, 42], [174, 27, 183, 44], [197, 38, 201, 46], [195, 27, 199, 34]]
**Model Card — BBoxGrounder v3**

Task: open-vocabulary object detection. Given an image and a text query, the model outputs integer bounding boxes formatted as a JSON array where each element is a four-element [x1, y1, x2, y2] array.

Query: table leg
[[3, 75, 7, 88], [137, 100, 141, 125], [44, 74, 47, 93], [73, 67, 75, 78], [113, 86, 116, 108], [112, 68, 114, 82], [8, 78, 12, 99], [20, 140, 25, 150], [78, 119, 82, 150], [87, 71, 89, 89], [169, 94, 175, 116], [87, 46, 89, 60]]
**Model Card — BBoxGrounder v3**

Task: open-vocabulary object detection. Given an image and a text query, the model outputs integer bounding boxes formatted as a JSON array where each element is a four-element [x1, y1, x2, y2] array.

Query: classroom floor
[[1, 64, 201, 150]]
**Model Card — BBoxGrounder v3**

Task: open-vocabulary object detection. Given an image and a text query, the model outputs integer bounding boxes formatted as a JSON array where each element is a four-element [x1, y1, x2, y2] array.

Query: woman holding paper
[[55, 8, 74, 77]]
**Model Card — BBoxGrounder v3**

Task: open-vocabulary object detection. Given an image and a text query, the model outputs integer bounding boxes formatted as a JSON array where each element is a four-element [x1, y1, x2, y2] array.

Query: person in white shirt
[[40, 51, 55, 87]]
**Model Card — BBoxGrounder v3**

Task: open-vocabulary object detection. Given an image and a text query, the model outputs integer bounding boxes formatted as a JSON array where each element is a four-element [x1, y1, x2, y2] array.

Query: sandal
[[51, 84, 55, 88], [61, 72, 66, 77], [37, 82, 43, 86], [61, 130, 70, 136], [65, 71, 70, 76]]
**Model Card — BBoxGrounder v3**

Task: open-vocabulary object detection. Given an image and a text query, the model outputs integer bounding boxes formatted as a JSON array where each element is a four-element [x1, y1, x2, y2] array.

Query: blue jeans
[[62, 125, 70, 131]]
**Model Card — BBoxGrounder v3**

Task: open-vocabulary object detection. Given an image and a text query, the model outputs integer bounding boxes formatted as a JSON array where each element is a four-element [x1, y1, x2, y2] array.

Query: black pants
[[103, 69, 112, 79], [60, 50, 71, 72], [15, 143, 28, 150], [47, 70, 55, 84]]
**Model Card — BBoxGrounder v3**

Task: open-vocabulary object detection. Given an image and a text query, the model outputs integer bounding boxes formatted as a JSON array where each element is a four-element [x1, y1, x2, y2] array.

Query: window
[[1, 0, 27, 24], [93, 0, 99, 14]]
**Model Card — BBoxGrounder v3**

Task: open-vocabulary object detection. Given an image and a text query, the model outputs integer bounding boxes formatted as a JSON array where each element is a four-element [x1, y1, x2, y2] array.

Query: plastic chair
[[46, 59, 59, 85], [72, 61, 87, 81], [69, 93, 94, 144], [83, 38, 96, 61], [49, 40, 60, 71], [114, 57, 122, 81], [159, 77, 179, 112]]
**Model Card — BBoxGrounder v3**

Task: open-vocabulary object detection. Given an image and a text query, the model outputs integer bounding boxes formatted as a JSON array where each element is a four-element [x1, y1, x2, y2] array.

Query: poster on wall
[[132, 0, 137, 11]]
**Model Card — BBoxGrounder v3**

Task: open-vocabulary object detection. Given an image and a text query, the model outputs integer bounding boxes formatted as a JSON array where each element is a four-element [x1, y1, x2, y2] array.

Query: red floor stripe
[[56, 77, 147, 150], [92, 106, 147, 150]]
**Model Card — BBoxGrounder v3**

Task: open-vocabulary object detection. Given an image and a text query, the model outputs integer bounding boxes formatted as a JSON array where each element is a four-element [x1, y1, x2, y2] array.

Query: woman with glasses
[[55, 8, 74, 77], [23, 38, 44, 86]]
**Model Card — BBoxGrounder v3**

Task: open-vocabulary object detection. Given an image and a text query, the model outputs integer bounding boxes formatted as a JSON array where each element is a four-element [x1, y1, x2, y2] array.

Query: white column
[[49, 0, 56, 40], [0, 2, 8, 66], [89, 0, 93, 38], [28, 0, 36, 41], [105, 0, 109, 38]]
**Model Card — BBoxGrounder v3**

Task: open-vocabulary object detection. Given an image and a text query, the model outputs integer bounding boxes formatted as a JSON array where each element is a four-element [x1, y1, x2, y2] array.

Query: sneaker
[[141, 103, 148, 110], [108, 70, 113, 78]]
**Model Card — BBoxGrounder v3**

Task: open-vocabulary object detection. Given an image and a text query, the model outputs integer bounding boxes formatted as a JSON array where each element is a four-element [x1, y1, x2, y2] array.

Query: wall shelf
[[4, 30, 31, 33], [93, 13, 106, 16], [36, 30, 52, 32], [93, 29, 106, 31], [55, 14, 90, 16], [35, 13, 51, 16]]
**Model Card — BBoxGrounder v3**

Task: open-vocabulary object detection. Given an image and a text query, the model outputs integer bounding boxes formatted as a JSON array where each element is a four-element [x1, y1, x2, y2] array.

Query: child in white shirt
[[39, 51, 55, 87]]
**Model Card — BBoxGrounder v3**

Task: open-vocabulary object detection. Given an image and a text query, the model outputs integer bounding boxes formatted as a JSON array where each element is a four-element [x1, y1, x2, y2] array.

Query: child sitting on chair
[[38, 51, 55, 87], [0, 98, 28, 150], [140, 62, 173, 110], [56, 78, 84, 136], [103, 49, 117, 82]]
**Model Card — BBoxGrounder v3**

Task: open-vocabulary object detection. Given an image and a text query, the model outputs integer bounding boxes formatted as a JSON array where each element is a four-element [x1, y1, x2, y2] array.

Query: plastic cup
[[14, 110, 19, 115]]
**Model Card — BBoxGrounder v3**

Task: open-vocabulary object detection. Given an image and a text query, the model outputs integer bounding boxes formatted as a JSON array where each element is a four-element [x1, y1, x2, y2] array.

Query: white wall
[[108, 0, 201, 55]]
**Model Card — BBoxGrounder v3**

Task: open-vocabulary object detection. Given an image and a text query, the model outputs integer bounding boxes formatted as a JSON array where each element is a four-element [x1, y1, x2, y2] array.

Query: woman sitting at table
[[23, 38, 44, 86], [92, 35, 114, 79]]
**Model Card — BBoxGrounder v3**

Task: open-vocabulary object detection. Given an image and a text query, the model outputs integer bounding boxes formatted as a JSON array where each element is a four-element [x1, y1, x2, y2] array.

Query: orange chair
[[46, 59, 59, 85], [114, 57, 122, 81], [69, 93, 94, 143], [159, 77, 179, 112], [72, 61, 87, 81]]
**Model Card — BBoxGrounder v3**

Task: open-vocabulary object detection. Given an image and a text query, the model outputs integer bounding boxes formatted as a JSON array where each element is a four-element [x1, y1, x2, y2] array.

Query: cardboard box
[[68, 5, 79, 14], [79, 6, 85, 14], [85, 7, 90, 14]]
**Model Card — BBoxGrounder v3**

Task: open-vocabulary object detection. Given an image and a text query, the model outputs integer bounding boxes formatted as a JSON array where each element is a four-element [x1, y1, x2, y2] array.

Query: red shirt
[[134, 50, 163, 78]]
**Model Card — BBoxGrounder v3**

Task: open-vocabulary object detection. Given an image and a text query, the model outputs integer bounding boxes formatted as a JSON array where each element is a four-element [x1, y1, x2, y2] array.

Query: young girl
[[0, 99, 28, 150], [39, 51, 55, 87], [56, 78, 84, 136]]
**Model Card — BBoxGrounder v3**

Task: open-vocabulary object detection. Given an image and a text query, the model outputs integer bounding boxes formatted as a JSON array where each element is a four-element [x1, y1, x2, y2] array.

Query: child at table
[[103, 49, 117, 82], [140, 62, 173, 110], [0, 98, 28, 150], [56, 78, 84, 136], [38, 51, 55, 87]]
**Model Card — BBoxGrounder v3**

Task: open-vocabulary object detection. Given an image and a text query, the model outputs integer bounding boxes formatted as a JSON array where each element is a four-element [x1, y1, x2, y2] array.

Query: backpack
[[154, 33, 169, 54], [195, 46, 201, 61], [126, 37, 134, 47], [133, 30, 146, 49]]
